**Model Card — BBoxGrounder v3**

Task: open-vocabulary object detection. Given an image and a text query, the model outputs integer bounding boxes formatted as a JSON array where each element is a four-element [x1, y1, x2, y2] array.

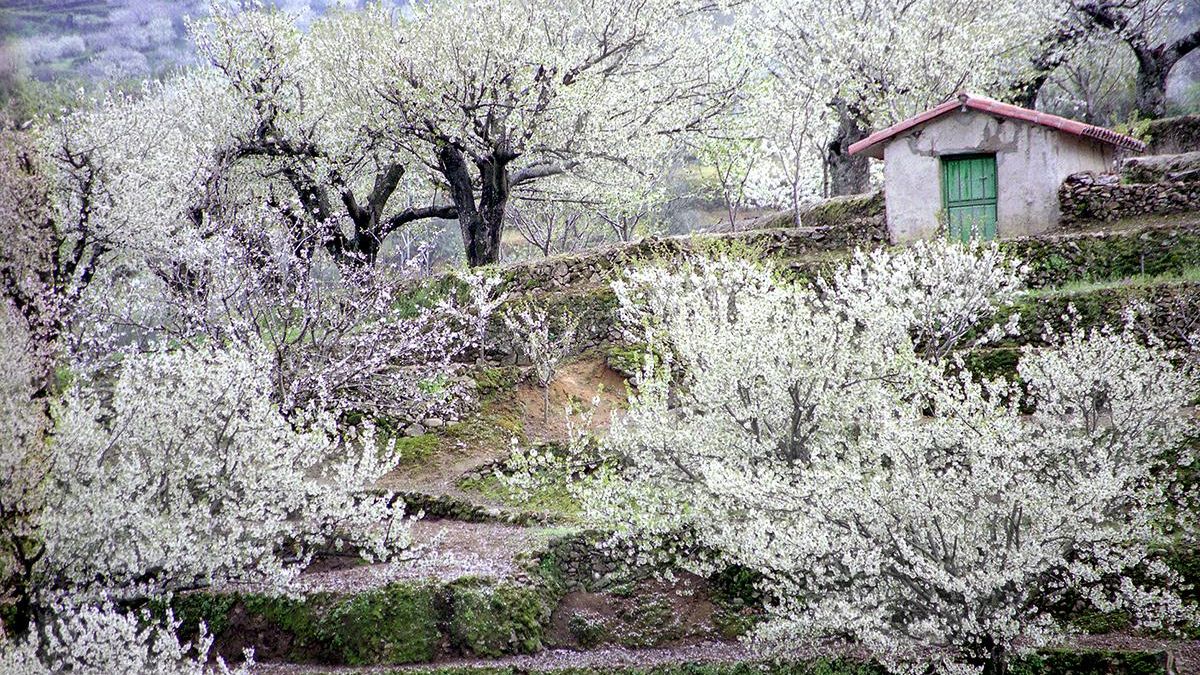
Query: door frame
[[939, 152, 998, 241]]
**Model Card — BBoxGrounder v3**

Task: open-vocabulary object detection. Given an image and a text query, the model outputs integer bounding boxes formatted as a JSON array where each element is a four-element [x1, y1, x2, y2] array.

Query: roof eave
[[847, 93, 1146, 157]]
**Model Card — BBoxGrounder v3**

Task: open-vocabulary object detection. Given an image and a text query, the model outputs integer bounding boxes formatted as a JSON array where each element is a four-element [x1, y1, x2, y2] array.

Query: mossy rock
[[1144, 115, 1200, 155], [1121, 152, 1200, 184], [605, 344, 649, 378], [392, 433, 441, 465], [176, 584, 441, 665], [798, 190, 885, 229], [444, 577, 553, 657], [315, 583, 442, 664], [962, 347, 1022, 382], [473, 365, 523, 399]]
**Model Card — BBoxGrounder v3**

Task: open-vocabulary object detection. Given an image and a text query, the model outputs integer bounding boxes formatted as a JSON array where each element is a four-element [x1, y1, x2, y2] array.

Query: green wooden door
[[942, 154, 997, 242]]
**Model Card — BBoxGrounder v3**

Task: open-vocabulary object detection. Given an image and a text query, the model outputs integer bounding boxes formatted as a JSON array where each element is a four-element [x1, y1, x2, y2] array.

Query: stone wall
[[539, 530, 647, 593], [1002, 221, 1200, 288], [1058, 170, 1200, 225], [496, 218, 887, 294]]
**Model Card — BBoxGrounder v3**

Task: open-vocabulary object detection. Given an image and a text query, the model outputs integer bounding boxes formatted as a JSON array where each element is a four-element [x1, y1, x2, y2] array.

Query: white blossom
[[0, 601, 250, 675], [583, 242, 1197, 673], [41, 346, 410, 601]]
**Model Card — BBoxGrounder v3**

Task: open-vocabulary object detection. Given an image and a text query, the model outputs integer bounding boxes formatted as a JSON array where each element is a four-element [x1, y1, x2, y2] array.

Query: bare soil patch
[[514, 357, 628, 442]]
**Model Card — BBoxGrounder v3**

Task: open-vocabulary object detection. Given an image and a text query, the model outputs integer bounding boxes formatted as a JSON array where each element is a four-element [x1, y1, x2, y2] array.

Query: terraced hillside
[[151, 206, 1200, 675]]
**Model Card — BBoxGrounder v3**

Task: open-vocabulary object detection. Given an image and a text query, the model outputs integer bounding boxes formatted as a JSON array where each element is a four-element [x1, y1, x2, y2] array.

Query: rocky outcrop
[[1121, 151, 1200, 184], [1144, 115, 1200, 155]]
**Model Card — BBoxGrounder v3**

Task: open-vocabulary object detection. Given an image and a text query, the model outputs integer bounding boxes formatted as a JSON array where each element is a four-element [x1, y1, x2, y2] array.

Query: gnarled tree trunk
[[1076, 1, 1200, 120], [437, 145, 510, 268], [826, 99, 870, 197], [1133, 47, 1174, 119]]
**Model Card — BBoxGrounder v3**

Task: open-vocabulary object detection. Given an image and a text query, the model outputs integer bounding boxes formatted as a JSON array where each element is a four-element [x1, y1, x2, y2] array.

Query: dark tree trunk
[[826, 100, 870, 197], [1133, 48, 1173, 119], [437, 144, 510, 268], [1006, 68, 1051, 109]]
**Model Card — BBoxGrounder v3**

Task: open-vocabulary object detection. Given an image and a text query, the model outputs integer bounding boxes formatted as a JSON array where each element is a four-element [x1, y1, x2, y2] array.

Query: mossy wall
[[1000, 282, 1200, 351], [445, 577, 554, 657], [1144, 115, 1200, 155], [173, 577, 555, 666], [1000, 222, 1200, 288]]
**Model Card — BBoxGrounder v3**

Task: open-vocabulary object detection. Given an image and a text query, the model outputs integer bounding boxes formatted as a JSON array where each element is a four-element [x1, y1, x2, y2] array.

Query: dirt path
[[246, 634, 1200, 674], [249, 640, 752, 674], [292, 520, 549, 593]]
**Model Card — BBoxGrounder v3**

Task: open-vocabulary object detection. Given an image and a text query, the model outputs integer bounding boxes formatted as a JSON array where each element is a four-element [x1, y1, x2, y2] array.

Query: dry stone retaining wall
[[1058, 170, 1200, 225], [496, 218, 887, 294]]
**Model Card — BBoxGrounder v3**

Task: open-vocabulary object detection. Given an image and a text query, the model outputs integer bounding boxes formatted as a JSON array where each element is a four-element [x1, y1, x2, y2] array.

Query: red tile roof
[[847, 92, 1147, 159]]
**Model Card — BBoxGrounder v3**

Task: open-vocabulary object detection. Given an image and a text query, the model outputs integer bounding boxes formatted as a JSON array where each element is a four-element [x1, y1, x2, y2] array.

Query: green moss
[[393, 274, 472, 319], [445, 578, 552, 657], [392, 433, 441, 465], [170, 592, 238, 641], [221, 585, 442, 665], [240, 593, 323, 655], [605, 344, 653, 379], [1027, 265, 1200, 298], [1069, 610, 1133, 635], [316, 583, 441, 665], [1004, 224, 1200, 289], [962, 347, 1022, 382], [976, 280, 1200, 354], [473, 365, 523, 399], [458, 473, 580, 517], [798, 191, 885, 229]]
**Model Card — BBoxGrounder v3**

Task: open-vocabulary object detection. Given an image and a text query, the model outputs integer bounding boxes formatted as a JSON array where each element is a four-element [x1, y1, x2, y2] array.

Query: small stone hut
[[848, 92, 1146, 242]]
